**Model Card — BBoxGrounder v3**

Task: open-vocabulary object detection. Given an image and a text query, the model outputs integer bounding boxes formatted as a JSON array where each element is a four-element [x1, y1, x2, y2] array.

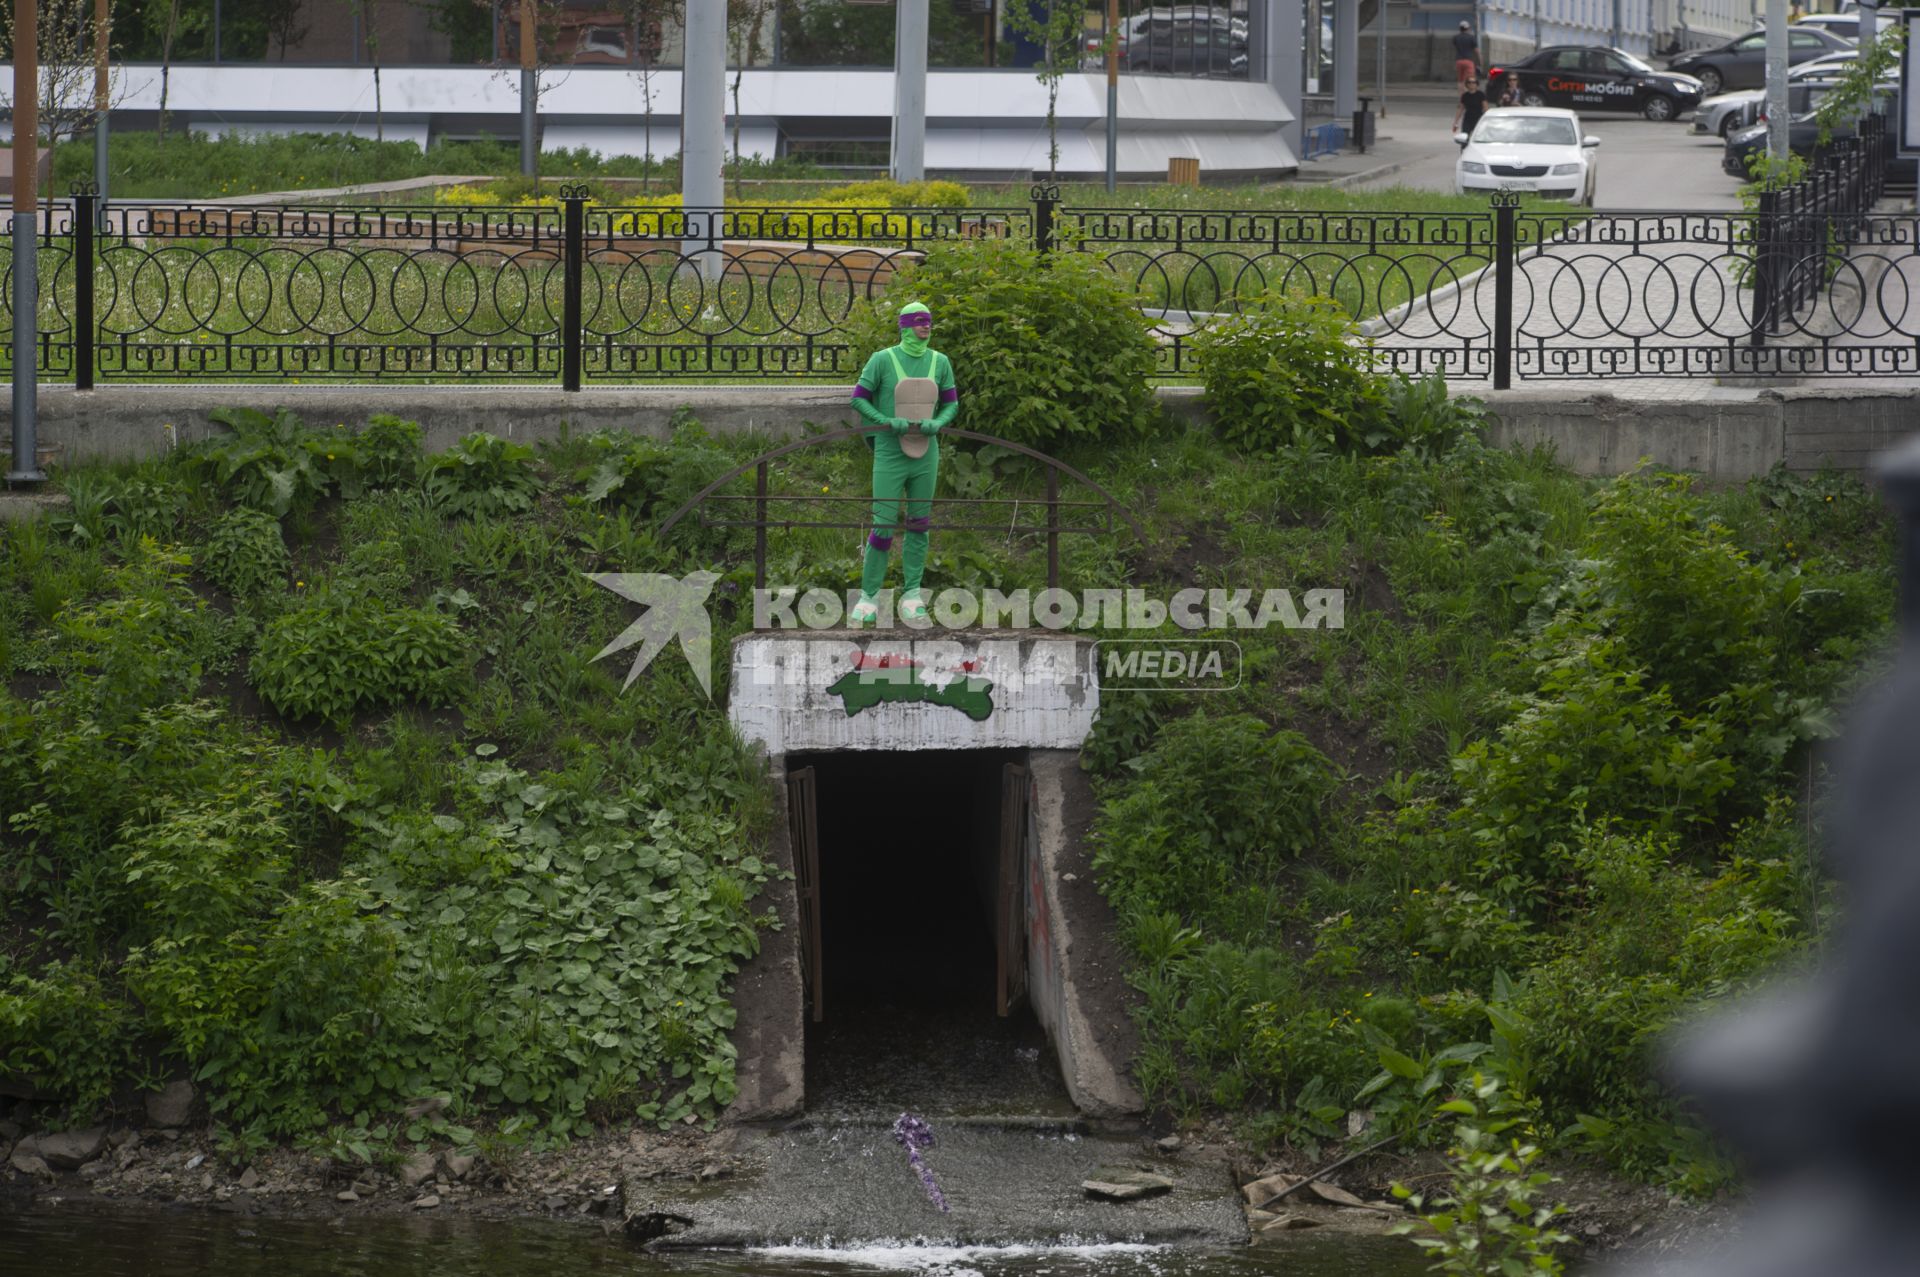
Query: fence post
[[1045, 466, 1060, 591], [1031, 183, 1059, 257], [560, 184, 586, 391], [1492, 194, 1516, 391], [1750, 187, 1778, 348], [754, 459, 769, 593], [72, 184, 95, 391]]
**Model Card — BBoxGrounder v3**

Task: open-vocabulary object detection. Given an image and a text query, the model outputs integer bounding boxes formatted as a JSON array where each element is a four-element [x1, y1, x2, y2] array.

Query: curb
[[1328, 159, 1410, 189]]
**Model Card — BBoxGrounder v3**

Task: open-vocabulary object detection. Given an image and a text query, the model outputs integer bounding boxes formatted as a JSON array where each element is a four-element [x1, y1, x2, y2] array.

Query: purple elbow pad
[[905, 516, 932, 533], [852, 385, 874, 401], [867, 532, 894, 551], [940, 388, 959, 404]]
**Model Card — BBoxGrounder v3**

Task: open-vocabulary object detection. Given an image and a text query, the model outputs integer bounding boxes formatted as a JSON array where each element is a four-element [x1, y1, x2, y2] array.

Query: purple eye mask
[[899, 314, 933, 329]]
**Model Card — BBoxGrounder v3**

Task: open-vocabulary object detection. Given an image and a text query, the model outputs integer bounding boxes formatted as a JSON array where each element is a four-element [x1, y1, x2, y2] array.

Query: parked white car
[[1453, 108, 1599, 204]]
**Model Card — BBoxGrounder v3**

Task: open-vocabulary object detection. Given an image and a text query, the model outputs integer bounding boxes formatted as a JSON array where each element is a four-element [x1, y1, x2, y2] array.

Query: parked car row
[[1692, 50, 1858, 139], [1720, 85, 1915, 188]]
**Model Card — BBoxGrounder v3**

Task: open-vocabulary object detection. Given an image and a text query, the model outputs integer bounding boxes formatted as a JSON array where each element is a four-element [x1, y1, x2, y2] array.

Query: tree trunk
[[158, 0, 181, 143]]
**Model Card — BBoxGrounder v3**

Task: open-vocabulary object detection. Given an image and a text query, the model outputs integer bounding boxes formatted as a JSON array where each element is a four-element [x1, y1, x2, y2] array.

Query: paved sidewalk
[[1287, 85, 1464, 186]]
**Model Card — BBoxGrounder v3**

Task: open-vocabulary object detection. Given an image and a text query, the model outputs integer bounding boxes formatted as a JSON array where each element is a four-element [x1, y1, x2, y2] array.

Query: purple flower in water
[[892, 1112, 950, 1213]]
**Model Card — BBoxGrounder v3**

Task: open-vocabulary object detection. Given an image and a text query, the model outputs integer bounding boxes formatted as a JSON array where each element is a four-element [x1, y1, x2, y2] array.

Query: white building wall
[[12, 62, 1298, 178]]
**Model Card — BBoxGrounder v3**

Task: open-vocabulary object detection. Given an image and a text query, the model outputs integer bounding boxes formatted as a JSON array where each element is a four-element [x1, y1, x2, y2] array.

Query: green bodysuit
[[849, 314, 960, 603]]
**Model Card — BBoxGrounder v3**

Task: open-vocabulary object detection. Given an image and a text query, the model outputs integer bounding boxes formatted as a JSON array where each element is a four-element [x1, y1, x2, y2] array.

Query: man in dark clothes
[[1454, 74, 1489, 136], [1452, 21, 1480, 89]]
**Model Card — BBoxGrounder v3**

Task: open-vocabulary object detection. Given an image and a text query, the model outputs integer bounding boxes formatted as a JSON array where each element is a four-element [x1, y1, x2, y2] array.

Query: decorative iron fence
[[3, 158, 1911, 389]]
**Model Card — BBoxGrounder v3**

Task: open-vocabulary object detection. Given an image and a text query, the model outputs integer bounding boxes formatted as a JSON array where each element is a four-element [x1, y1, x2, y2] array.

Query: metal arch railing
[[654, 425, 1149, 591]]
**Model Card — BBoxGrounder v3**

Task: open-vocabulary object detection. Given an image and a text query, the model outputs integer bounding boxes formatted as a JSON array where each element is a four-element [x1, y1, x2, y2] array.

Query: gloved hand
[[890, 417, 911, 435], [923, 420, 942, 436]]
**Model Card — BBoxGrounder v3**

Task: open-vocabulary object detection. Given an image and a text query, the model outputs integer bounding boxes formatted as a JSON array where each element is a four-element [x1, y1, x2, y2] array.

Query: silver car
[[1690, 51, 1856, 138]]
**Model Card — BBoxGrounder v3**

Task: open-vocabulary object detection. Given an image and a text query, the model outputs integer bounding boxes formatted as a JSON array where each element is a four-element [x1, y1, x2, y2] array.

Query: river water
[[0, 1205, 1435, 1276]]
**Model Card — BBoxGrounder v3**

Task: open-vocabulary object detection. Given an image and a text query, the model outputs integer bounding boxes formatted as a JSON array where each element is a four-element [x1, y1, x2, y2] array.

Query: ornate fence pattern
[[2, 165, 1912, 389]]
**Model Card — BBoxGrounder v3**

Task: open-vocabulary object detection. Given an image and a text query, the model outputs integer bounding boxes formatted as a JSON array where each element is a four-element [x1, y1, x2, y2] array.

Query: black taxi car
[[1486, 46, 1705, 121]]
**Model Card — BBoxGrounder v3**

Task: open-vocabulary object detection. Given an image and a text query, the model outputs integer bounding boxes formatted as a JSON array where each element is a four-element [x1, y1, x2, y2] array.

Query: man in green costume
[[847, 301, 959, 625]]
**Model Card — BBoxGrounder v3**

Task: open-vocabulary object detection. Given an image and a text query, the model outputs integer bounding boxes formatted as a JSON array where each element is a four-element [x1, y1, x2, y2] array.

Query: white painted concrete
[[728, 632, 1097, 755], [11, 63, 1298, 176]]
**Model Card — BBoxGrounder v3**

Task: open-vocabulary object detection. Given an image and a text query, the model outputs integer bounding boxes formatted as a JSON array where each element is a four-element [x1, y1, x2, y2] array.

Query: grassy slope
[[0, 410, 1892, 1180]]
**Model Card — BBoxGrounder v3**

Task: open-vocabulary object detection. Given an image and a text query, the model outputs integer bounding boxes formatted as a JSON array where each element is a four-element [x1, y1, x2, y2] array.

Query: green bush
[[251, 591, 465, 723], [1093, 714, 1337, 937], [0, 961, 136, 1120], [200, 508, 291, 599], [847, 235, 1160, 449], [815, 178, 971, 207], [185, 407, 358, 517], [1192, 292, 1386, 453], [423, 433, 542, 519]]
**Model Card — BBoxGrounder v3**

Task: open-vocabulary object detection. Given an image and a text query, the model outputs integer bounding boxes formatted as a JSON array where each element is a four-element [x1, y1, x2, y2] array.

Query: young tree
[[262, 0, 305, 61], [151, 0, 180, 142], [0, 0, 125, 171], [1004, 0, 1092, 179], [726, 0, 771, 199], [611, 0, 681, 193], [350, 0, 386, 142]]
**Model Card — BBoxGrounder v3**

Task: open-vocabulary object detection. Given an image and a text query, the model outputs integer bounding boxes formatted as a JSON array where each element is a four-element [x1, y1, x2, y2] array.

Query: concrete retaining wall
[[6, 382, 1916, 483]]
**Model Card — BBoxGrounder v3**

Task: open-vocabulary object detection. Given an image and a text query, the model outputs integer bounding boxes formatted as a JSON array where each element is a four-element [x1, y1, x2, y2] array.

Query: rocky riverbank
[[3, 1090, 1741, 1265]]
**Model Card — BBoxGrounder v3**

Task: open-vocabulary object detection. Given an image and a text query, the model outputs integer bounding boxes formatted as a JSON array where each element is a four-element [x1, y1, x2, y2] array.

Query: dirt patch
[[1355, 560, 1407, 624]]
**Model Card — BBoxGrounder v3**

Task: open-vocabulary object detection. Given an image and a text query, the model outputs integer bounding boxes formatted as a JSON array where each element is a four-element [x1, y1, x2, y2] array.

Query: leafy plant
[[1191, 292, 1387, 454], [846, 234, 1160, 449], [357, 414, 425, 489], [1392, 1075, 1575, 1277], [200, 508, 291, 599], [251, 590, 465, 724], [422, 433, 541, 519], [186, 407, 349, 517]]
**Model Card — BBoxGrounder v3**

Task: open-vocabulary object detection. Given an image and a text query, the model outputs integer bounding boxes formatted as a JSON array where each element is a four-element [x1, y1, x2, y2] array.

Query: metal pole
[[74, 192, 93, 391], [94, 0, 108, 221], [1492, 195, 1514, 391], [682, 0, 726, 284], [1271, 0, 1305, 159], [1766, 0, 1788, 162], [213, 0, 221, 62], [561, 189, 583, 391], [1333, 0, 1358, 120], [10, 0, 44, 484], [1610, 0, 1620, 49], [1105, 0, 1118, 191], [520, 0, 536, 177], [893, 0, 928, 181], [1856, 0, 1877, 128], [1375, 0, 1386, 118]]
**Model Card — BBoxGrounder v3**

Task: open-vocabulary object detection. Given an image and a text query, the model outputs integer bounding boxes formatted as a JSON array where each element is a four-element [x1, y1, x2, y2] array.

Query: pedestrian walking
[[1453, 21, 1480, 90], [1454, 74, 1489, 136]]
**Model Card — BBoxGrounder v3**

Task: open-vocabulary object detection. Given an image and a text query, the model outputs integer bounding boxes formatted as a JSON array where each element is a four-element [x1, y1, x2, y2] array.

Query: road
[[1349, 91, 1746, 212]]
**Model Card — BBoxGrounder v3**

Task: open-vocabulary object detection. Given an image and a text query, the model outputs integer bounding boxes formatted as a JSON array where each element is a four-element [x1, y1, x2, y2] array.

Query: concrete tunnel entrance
[[721, 633, 1145, 1122], [789, 748, 1065, 1113]]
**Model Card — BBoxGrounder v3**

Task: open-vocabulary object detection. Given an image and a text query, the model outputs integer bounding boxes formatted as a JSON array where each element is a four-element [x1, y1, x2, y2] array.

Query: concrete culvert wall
[[721, 633, 1143, 1122]]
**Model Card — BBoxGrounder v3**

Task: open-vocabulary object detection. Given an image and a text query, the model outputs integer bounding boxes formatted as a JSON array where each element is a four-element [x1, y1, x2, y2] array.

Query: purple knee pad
[[867, 532, 894, 551], [904, 516, 932, 534]]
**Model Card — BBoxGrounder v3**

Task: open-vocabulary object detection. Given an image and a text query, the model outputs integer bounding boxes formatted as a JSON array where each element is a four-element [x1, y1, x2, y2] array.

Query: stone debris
[[38, 1126, 108, 1171], [238, 1166, 261, 1190], [1083, 1168, 1176, 1202], [443, 1153, 477, 1181], [1155, 1135, 1183, 1153], [413, 1194, 441, 1210], [398, 1152, 437, 1188], [335, 1190, 359, 1203], [1242, 1171, 1307, 1210], [144, 1081, 196, 1129], [618, 1175, 696, 1242]]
